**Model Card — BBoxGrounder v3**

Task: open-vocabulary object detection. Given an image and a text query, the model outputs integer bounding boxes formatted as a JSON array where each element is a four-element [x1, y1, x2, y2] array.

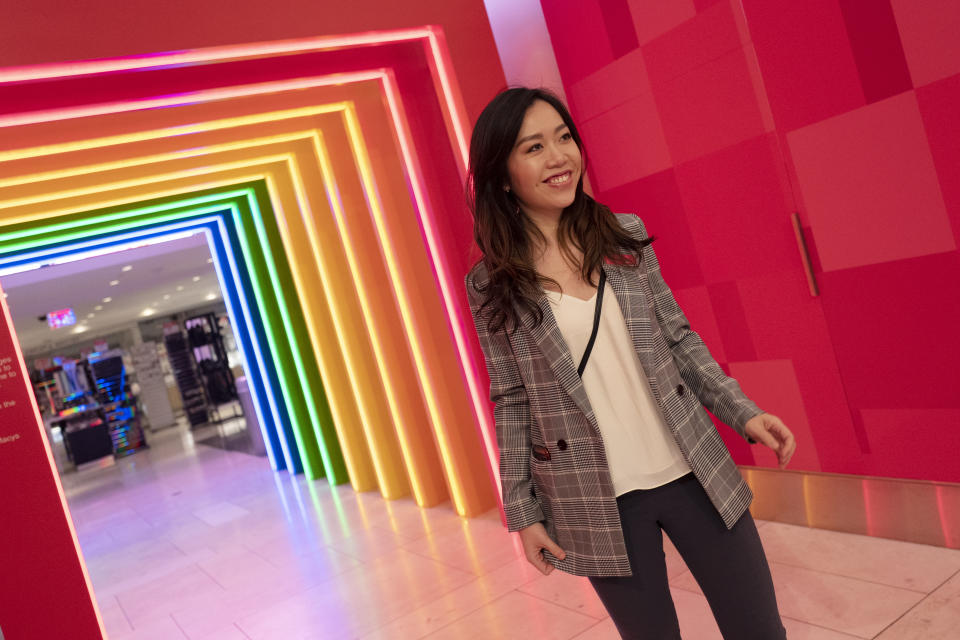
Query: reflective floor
[[62, 424, 960, 639]]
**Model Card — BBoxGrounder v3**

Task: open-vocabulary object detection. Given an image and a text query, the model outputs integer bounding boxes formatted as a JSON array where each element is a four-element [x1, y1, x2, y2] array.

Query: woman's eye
[[527, 143, 542, 153], [560, 132, 572, 141]]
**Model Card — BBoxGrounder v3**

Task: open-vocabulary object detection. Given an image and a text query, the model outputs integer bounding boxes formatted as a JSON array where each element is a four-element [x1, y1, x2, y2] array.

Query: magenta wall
[[541, 0, 960, 482]]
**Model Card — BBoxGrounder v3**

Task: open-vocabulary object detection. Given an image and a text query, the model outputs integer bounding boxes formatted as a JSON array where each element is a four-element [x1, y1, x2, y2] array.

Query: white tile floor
[[62, 424, 960, 639]]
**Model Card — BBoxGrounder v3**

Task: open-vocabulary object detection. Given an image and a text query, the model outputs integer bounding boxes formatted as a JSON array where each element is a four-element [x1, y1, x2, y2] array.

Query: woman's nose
[[545, 144, 567, 166]]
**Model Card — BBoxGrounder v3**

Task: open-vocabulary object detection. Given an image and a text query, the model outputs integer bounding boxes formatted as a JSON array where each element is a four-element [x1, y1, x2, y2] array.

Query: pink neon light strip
[[0, 71, 383, 128], [0, 37, 500, 503]]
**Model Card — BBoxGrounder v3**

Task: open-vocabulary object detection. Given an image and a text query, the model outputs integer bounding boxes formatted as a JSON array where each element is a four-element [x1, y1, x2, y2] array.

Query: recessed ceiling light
[[86, 313, 95, 318], [72, 325, 88, 334], [192, 276, 201, 282], [205, 292, 217, 301], [176, 285, 184, 291], [140, 308, 155, 317], [163, 294, 171, 300], [102, 297, 112, 303], [109, 280, 119, 286], [122, 265, 133, 272], [94, 305, 103, 311], [206, 258, 213, 264]]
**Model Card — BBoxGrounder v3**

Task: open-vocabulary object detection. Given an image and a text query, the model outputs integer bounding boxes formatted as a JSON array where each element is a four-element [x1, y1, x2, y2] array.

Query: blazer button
[[557, 439, 568, 451], [676, 384, 685, 396]]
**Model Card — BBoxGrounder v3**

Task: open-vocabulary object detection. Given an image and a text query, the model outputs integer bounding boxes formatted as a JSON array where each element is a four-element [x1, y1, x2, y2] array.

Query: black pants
[[588, 473, 787, 639]]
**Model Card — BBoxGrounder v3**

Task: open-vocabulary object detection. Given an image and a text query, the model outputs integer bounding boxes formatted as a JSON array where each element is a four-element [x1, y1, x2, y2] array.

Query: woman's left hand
[[744, 413, 796, 469]]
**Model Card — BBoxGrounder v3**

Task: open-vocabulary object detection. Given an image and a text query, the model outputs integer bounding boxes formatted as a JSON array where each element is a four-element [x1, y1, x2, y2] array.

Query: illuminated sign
[[46, 308, 76, 329]]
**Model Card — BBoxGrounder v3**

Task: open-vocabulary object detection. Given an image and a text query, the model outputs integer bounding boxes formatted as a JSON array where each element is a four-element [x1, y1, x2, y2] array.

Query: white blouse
[[545, 285, 691, 495]]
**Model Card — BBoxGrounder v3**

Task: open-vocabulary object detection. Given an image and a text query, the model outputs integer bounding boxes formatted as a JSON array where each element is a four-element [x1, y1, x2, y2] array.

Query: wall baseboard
[[741, 466, 960, 549]]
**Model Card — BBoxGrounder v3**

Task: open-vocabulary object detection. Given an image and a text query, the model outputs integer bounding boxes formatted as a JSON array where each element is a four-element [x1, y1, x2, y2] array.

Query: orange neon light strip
[[0, 69, 499, 513]]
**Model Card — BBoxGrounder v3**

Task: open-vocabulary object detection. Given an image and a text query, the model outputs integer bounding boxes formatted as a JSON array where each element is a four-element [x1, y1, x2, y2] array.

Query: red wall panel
[[0, 0, 505, 125], [541, 0, 960, 481]]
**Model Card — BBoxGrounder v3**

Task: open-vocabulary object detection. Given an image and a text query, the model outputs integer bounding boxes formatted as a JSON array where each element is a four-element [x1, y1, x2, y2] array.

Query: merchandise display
[[163, 323, 209, 426], [129, 341, 176, 430], [88, 349, 147, 456]]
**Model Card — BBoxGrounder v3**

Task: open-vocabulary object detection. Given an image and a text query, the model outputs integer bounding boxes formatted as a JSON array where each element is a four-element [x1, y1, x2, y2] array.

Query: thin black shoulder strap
[[577, 269, 606, 377]]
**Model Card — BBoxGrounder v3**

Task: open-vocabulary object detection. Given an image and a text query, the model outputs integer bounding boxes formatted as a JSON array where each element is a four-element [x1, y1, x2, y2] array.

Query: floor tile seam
[[868, 566, 960, 639], [763, 522, 960, 555], [168, 612, 191, 639], [764, 558, 939, 595], [777, 614, 867, 639], [568, 617, 612, 639], [413, 587, 538, 639], [232, 621, 254, 639], [110, 593, 135, 634], [393, 541, 487, 574], [514, 583, 610, 621], [669, 560, 932, 601], [193, 560, 231, 591], [357, 575, 492, 639]]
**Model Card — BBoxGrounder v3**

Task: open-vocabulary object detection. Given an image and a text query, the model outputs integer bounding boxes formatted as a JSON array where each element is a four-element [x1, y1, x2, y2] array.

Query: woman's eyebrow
[[515, 123, 569, 148]]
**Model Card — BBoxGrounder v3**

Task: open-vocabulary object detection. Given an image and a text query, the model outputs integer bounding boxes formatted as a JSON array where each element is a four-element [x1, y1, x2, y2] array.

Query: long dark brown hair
[[467, 87, 654, 334]]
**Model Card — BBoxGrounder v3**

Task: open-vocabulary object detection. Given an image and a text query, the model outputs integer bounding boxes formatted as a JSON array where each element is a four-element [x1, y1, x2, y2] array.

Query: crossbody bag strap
[[577, 269, 606, 378]]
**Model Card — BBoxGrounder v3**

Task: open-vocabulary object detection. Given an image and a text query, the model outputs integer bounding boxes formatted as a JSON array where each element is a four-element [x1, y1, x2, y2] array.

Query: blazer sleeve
[[631, 216, 765, 440], [465, 269, 545, 531]]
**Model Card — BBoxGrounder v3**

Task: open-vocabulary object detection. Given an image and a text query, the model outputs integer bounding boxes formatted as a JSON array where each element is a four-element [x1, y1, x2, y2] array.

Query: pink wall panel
[[627, 0, 696, 46], [672, 285, 727, 363], [602, 170, 705, 288], [916, 73, 960, 251], [579, 94, 672, 191], [569, 48, 649, 121], [742, 0, 864, 132], [599, 0, 640, 58], [889, 0, 960, 88], [539, 1, 615, 85], [706, 281, 757, 362], [819, 252, 960, 413], [787, 91, 955, 272], [650, 45, 766, 164], [838, 0, 913, 103], [859, 409, 960, 482], [641, 0, 745, 87], [540, 0, 960, 484], [674, 134, 797, 283], [728, 359, 820, 472], [736, 271, 863, 474]]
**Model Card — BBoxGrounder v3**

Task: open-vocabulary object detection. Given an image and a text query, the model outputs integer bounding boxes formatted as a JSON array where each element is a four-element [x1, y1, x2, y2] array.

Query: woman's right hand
[[518, 522, 566, 575]]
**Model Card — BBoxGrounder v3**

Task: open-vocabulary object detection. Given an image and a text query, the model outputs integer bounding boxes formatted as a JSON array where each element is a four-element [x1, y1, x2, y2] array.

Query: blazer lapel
[[525, 288, 599, 431], [604, 263, 657, 380], [521, 264, 659, 433]]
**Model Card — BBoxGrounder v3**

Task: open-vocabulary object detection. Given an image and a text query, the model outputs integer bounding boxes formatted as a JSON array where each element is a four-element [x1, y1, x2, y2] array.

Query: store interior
[[1, 230, 266, 479]]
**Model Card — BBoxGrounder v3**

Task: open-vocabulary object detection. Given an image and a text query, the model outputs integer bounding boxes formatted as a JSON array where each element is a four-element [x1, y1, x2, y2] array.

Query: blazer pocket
[[531, 444, 551, 462]]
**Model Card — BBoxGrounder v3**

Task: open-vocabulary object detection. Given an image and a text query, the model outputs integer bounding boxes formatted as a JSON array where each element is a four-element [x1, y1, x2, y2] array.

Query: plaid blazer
[[465, 213, 764, 577]]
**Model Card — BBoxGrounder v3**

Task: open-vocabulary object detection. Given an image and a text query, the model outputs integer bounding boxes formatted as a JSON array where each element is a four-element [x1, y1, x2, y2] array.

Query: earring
[[504, 185, 511, 192]]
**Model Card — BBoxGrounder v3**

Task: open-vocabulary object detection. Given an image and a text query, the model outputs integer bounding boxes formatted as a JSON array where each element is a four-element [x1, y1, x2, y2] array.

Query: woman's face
[[506, 100, 582, 219]]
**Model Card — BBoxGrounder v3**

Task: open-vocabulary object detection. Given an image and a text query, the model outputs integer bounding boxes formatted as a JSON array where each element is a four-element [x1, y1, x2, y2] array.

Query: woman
[[464, 87, 796, 639]]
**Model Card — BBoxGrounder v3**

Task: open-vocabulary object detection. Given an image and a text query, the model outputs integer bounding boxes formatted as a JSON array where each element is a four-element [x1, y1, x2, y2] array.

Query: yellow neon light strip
[[0, 61, 494, 514], [0, 131, 417, 499]]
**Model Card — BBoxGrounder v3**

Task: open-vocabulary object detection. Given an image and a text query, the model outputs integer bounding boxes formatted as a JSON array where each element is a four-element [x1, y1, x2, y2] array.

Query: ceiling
[[1, 231, 224, 354]]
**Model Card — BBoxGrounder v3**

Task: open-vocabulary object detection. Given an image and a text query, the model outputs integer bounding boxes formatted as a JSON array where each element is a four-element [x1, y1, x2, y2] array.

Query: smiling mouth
[[544, 171, 573, 185]]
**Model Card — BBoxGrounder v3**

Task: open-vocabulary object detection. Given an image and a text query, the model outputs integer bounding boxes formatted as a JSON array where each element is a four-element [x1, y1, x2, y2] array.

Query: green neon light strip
[[0, 182, 347, 483], [243, 182, 344, 483]]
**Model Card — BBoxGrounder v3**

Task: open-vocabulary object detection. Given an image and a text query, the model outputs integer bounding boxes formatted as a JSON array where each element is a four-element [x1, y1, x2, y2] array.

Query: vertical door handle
[[791, 212, 819, 297]]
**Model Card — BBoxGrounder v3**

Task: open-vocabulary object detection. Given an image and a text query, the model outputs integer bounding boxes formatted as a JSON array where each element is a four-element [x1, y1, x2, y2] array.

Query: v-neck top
[[544, 285, 691, 495]]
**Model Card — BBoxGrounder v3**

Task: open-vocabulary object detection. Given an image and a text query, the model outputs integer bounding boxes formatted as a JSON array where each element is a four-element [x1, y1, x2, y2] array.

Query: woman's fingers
[[518, 523, 566, 575]]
